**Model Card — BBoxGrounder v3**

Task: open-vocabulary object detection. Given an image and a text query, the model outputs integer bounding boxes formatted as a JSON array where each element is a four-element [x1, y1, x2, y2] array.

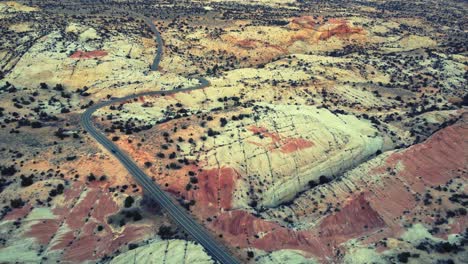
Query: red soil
[[69, 50, 108, 59]]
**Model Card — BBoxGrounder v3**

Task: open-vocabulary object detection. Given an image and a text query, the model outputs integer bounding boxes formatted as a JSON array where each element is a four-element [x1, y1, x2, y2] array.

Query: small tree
[[319, 175, 330, 184], [40, 83, 49, 89], [20, 175, 34, 187], [220, 117, 228, 127], [158, 225, 174, 239], [1, 165, 17, 176], [10, 198, 24, 208], [124, 196, 134, 208], [87, 174, 96, 182]]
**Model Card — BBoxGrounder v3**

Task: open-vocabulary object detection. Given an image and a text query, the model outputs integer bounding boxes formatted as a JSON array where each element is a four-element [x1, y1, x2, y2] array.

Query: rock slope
[[110, 239, 213, 264]]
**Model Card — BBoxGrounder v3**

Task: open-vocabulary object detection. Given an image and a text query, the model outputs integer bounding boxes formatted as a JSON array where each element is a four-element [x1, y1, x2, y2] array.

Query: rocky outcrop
[[109, 98, 465, 262], [112, 102, 383, 211], [1, 182, 154, 263], [260, 118, 467, 261], [110, 240, 213, 264], [318, 22, 364, 41], [228, 104, 383, 208], [317, 194, 386, 239], [1, 1, 466, 263]]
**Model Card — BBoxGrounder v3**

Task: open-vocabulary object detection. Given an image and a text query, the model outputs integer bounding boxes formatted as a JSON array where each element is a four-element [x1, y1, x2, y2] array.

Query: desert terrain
[[0, 0, 466, 263]]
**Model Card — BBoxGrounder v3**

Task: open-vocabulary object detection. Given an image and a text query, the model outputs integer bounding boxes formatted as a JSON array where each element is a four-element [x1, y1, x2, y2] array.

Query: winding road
[[80, 11, 239, 264]]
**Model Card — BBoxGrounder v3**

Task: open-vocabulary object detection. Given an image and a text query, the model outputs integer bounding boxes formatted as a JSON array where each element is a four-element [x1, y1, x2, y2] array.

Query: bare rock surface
[[0, 1, 466, 263], [110, 239, 213, 264]]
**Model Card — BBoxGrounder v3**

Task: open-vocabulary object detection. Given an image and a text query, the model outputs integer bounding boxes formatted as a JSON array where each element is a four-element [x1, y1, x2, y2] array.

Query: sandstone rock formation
[[0, 0, 466, 263], [110, 239, 213, 264]]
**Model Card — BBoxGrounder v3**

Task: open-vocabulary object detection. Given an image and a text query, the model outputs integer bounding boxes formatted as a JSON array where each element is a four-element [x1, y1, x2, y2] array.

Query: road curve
[[80, 11, 239, 264]]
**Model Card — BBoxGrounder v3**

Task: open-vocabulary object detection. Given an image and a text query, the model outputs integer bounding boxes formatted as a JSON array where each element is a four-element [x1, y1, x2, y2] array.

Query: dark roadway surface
[[80, 10, 239, 264]]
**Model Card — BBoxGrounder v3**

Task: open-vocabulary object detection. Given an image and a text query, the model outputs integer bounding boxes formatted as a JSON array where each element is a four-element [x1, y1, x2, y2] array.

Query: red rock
[[91, 191, 120, 223], [280, 138, 314, 153], [390, 124, 466, 186], [66, 188, 100, 229], [50, 230, 75, 251], [248, 126, 281, 143], [289, 33, 309, 43], [3, 204, 32, 221], [184, 166, 239, 217], [69, 50, 108, 59], [447, 217, 466, 237], [266, 44, 288, 53], [366, 176, 417, 224], [62, 233, 99, 262], [318, 193, 386, 239], [248, 125, 314, 153], [233, 38, 287, 54], [236, 39, 258, 49], [27, 219, 61, 245], [210, 195, 386, 260], [100, 114, 466, 262], [209, 122, 467, 261], [291, 16, 316, 29], [25, 182, 151, 262], [211, 210, 331, 259], [319, 23, 363, 40], [61, 220, 151, 262], [328, 18, 347, 24]]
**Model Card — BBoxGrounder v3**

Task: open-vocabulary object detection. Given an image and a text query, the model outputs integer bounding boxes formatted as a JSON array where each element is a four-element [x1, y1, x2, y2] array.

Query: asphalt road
[[80, 11, 239, 264]]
